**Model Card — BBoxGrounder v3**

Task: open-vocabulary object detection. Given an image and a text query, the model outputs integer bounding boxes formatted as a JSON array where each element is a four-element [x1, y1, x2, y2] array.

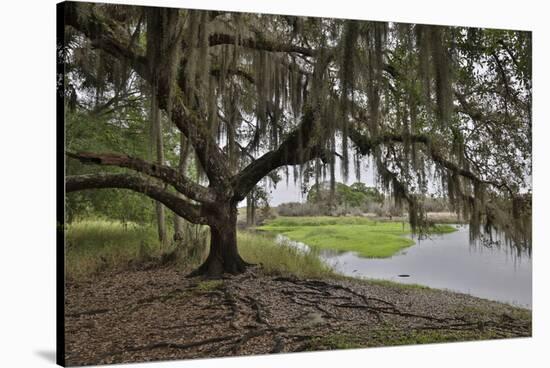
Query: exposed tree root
[[98, 334, 240, 361], [230, 329, 268, 354], [65, 269, 531, 366], [270, 336, 285, 353], [274, 276, 468, 323], [66, 308, 110, 318], [186, 256, 252, 278]]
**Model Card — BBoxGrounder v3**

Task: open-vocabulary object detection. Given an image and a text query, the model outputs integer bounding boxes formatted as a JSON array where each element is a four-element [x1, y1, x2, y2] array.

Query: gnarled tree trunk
[[189, 202, 250, 277]]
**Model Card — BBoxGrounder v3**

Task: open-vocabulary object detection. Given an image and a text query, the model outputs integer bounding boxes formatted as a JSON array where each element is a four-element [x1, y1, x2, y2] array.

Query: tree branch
[[232, 108, 329, 200], [169, 102, 232, 188], [65, 173, 208, 224], [208, 33, 316, 57], [210, 67, 255, 84], [64, 3, 148, 78], [67, 152, 216, 203]]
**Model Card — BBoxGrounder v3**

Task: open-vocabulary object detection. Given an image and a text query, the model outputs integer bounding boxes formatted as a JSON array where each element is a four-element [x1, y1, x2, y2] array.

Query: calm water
[[277, 225, 532, 308]]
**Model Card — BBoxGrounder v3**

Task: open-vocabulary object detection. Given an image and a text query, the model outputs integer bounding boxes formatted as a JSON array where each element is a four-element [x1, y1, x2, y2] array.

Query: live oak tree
[[61, 3, 532, 276]]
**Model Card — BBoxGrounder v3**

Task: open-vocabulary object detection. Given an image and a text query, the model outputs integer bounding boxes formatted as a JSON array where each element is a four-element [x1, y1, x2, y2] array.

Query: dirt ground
[[64, 266, 531, 366]]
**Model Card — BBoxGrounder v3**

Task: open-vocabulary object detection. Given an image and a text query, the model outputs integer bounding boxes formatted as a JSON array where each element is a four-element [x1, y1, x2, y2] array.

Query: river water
[[276, 225, 532, 308]]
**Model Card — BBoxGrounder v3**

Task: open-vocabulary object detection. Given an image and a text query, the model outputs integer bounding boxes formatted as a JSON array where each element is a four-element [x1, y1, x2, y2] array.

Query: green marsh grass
[[258, 216, 456, 258]]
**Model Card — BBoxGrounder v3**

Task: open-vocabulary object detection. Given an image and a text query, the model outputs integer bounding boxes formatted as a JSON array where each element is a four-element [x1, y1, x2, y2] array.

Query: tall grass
[[65, 220, 335, 280], [65, 220, 162, 280], [238, 232, 335, 279]]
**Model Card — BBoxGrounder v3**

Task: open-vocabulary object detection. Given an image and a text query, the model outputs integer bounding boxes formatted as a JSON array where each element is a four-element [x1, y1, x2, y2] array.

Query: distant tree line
[[277, 181, 453, 217], [277, 182, 381, 216]]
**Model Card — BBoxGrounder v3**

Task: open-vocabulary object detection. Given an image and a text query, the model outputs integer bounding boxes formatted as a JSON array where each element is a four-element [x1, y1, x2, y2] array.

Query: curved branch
[[232, 109, 330, 201], [170, 102, 231, 188], [66, 173, 207, 224], [67, 152, 216, 203], [210, 67, 255, 84], [208, 33, 316, 57]]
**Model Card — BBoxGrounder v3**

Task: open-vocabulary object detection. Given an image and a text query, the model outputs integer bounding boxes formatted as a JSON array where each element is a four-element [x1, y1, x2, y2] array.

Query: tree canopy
[[61, 2, 532, 275]]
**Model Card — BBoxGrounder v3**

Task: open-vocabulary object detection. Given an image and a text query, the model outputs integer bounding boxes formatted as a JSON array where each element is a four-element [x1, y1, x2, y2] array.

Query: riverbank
[[65, 265, 531, 366], [64, 220, 531, 365]]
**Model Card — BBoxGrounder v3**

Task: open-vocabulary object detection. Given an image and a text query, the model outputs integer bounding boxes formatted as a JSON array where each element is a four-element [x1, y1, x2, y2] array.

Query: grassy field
[[258, 216, 456, 258], [65, 219, 335, 280], [65, 220, 164, 280]]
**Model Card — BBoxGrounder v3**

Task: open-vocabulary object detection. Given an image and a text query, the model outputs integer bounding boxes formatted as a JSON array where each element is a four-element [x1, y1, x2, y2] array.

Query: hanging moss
[[338, 20, 360, 181], [430, 26, 453, 125], [415, 25, 432, 106], [183, 10, 200, 99], [197, 11, 211, 93], [362, 22, 386, 136], [415, 25, 453, 126], [67, 5, 531, 253], [253, 50, 268, 131]]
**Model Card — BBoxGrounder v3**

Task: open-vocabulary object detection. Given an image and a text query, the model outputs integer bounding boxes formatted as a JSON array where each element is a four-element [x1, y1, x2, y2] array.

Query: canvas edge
[[56, 1, 67, 366]]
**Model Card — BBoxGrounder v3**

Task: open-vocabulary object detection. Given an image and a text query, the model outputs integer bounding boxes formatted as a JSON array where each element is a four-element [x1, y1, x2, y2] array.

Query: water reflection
[[276, 225, 532, 308]]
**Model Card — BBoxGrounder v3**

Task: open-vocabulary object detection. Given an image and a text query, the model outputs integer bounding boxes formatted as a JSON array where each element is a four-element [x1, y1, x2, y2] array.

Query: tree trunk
[[151, 90, 167, 245], [173, 134, 190, 241], [155, 203, 167, 244], [189, 203, 250, 277], [173, 212, 184, 241]]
